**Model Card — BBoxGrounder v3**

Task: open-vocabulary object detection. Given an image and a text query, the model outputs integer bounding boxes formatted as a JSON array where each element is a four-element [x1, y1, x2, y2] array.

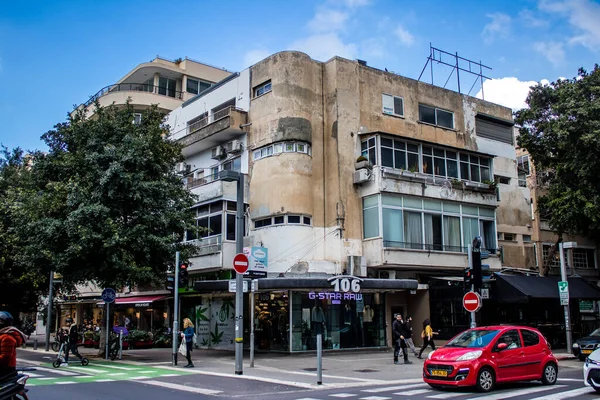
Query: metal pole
[[317, 332, 323, 385], [467, 244, 476, 328], [250, 284, 255, 368], [45, 271, 54, 352], [559, 243, 572, 352], [105, 302, 110, 360], [235, 173, 245, 375], [172, 251, 180, 366], [119, 332, 123, 360]]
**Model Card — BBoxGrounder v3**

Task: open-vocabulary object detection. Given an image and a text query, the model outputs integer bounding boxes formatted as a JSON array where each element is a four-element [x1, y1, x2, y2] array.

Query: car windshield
[[445, 329, 500, 348], [589, 328, 600, 337]]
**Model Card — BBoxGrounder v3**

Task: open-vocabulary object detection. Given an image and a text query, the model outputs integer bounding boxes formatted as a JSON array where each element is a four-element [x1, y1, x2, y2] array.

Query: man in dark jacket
[[392, 314, 412, 364], [63, 318, 84, 366]]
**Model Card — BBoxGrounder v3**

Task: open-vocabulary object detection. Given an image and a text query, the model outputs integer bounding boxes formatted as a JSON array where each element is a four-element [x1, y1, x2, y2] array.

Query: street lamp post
[[222, 170, 245, 375], [44, 271, 55, 352]]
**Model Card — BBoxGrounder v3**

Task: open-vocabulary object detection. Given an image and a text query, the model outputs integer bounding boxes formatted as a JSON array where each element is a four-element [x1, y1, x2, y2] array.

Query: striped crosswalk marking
[[329, 394, 357, 398], [55, 381, 76, 385], [465, 384, 566, 400], [89, 363, 137, 370], [34, 366, 78, 376], [398, 388, 430, 396], [527, 387, 594, 400], [363, 383, 427, 393], [138, 380, 223, 395], [427, 390, 472, 399], [66, 366, 107, 374]]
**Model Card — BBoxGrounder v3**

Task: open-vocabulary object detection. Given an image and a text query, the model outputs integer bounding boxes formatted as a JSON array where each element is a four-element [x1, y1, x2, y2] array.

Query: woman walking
[[181, 318, 195, 368], [418, 318, 438, 359]]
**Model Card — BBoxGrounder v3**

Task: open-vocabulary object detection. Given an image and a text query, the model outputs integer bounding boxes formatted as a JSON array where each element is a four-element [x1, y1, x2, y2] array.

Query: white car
[[583, 348, 600, 392]]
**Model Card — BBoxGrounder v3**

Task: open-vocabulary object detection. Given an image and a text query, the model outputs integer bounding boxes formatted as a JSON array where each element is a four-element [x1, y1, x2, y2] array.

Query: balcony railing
[[84, 83, 184, 108], [383, 241, 497, 254], [185, 169, 241, 190], [184, 234, 222, 255], [187, 106, 242, 135]]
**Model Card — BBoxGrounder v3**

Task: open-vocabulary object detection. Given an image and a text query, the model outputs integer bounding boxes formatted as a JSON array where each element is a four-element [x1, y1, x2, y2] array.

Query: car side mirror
[[496, 342, 508, 351]]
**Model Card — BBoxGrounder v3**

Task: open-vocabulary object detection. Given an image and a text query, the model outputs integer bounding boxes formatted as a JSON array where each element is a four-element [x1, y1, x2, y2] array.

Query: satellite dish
[[290, 261, 309, 274]]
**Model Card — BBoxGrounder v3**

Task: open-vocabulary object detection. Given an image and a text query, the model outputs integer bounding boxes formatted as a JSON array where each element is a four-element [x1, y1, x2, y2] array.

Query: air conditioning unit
[[353, 169, 370, 184], [211, 146, 226, 160], [379, 270, 396, 279], [176, 162, 188, 173], [228, 140, 243, 154], [347, 255, 366, 277]]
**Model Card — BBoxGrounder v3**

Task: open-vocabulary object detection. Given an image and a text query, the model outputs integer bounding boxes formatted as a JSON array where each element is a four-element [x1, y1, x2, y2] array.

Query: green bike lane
[[28, 361, 195, 386]]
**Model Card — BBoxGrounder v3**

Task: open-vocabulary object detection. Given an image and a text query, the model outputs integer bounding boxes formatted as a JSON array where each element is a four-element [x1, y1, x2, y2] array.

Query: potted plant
[[483, 179, 498, 192], [402, 166, 418, 178], [451, 178, 464, 190], [83, 331, 95, 348], [127, 330, 154, 349], [355, 155, 371, 170]]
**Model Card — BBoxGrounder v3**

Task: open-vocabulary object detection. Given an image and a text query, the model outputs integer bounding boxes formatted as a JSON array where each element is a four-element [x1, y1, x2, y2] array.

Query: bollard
[[316, 332, 322, 385], [33, 339, 38, 350], [119, 332, 123, 360]]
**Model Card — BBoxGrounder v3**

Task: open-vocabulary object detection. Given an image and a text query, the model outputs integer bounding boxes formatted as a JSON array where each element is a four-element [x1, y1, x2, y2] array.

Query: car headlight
[[572, 343, 579, 348], [428, 350, 435, 360], [456, 350, 483, 361]]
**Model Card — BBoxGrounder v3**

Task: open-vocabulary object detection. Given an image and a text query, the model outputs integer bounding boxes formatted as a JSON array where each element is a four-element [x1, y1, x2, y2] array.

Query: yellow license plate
[[582, 349, 593, 354], [431, 370, 448, 377]]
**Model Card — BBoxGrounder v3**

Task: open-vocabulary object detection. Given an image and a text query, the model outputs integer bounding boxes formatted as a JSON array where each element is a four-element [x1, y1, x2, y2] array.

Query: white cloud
[[360, 38, 385, 58], [290, 33, 357, 61], [539, 0, 600, 50], [476, 77, 543, 111], [344, 0, 370, 7], [242, 49, 271, 68], [394, 25, 415, 46], [518, 8, 549, 27], [482, 13, 511, 44], [307, 8, 349, 33], [534, 41, 565, 66]]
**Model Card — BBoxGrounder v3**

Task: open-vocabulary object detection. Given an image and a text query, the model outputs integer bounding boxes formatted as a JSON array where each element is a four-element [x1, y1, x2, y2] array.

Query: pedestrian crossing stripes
[[298, 381, 597, 400], [26, 361, 194, 386]]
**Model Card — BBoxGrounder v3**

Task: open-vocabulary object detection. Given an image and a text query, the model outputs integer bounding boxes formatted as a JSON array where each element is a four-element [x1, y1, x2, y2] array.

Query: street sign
[[243, 246, 269, 278], [233, 253, 249, 274], [558, 281, 569, 306], [480, 288, 490, 299], [228, 280, 248, 293], [101, 288, 116, 304], [463, 291, 482, 312]]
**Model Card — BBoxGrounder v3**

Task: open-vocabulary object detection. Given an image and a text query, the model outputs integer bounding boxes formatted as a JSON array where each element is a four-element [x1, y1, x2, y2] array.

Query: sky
[[0, 0, 598, 153]]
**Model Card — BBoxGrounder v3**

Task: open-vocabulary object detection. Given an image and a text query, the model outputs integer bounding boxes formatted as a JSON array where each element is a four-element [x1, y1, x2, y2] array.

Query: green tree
[[516, 65, 600, 241], [21, 103, 198, 290], [0, 147, 44, 317]]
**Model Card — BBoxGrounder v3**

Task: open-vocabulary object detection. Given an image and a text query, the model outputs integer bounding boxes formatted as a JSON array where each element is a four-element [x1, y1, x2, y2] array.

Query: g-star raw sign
[[328, 275, 363, 293]]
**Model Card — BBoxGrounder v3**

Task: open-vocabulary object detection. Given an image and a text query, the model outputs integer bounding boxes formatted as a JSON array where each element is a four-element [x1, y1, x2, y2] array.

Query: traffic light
[[179, 264, 189, 287], [471, 236, 483, 292], [463, 267, 473, 290]]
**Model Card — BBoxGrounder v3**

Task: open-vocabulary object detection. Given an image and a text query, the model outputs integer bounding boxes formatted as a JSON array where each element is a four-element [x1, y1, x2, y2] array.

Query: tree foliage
[[516, 65, 600, 241], [20, 103, 198, 289]]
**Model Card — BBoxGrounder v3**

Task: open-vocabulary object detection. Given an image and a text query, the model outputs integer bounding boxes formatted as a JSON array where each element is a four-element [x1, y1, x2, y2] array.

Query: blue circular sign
[[101, 288, 116, 303]]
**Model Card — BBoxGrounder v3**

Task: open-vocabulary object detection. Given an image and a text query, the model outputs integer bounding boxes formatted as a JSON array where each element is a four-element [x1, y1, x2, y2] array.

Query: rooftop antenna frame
[[418, 43, 492, 100]]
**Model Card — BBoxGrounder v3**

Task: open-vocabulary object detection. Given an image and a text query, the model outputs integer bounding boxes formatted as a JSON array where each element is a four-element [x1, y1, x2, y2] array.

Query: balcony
[[78, 83, 186, 115], [177, 106, 248, 157], [186, 235, 238, 273], [185, 171, 249, 204]]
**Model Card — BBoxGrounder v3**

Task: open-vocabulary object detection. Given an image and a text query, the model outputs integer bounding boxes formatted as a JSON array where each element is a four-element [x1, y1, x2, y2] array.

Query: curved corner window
[[253, 141, 311, 161], [254, 214, 312, 229]]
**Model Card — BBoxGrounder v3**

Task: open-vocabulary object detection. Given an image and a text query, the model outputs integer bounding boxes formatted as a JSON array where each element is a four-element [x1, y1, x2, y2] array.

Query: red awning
[[98, 295, 168, 306]]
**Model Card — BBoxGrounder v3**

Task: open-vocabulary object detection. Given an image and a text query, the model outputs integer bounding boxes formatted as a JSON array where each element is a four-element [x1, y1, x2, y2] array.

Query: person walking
[[392, 314, 411, 364], [404, 316, 419, 357], [0, 311, 25, 377], [418, 317, 438, 359], [180, 318, 195, 368]]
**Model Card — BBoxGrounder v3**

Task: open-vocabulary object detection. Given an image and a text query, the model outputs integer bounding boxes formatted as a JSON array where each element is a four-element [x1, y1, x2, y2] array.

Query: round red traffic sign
[[233, 253, 249, 274], [463, 291, 482, 312]]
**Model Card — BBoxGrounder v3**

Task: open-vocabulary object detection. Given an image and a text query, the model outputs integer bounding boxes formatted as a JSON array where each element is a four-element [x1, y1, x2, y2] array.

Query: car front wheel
[[476, 367, 495, 392], [541, 362, 557, 385]]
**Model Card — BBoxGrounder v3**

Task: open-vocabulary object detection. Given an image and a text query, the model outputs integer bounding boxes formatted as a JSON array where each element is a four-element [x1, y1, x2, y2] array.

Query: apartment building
[[167, 51, 522, 352], [57, 57, 232, 335]]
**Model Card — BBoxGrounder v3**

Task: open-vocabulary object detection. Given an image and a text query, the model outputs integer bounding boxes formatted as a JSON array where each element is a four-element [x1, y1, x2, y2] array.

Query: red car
[[423, 325, 558, 392]]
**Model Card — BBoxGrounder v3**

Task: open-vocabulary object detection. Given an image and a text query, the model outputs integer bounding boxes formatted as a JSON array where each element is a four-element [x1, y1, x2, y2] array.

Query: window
[[404, 211, 422, 249], [361, 137, 377, 166], [274, 216, 284, 225], [254, 80, 272, 97], [255, 218, 272, 228], [424, 214, 443, 251], [573, 248, 597, 269], [288, 215, 301, 224], [496, 329, 522, 349], [521, 329, 540, 347], [253, 214, 312, 229], [192, 201, 223, 240], [418, 104, 454, 129], [497, 176, 511, 185], [517, 155, 530, 187], [303, 216, 312, 225], [523, 235, 532, 243], [363, 195, 379, 238], [158, 77, 177, 98], [502, 233, 515, 241], [222, 158, 241, 172], [253, 142, 311, 161], [382, 93, 404, 117], [186, 78, 211, 95]]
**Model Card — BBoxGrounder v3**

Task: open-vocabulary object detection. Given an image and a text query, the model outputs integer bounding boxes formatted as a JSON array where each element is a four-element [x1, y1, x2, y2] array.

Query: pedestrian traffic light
[[179, 264, 189, 287], [463, 267, 473, 290]]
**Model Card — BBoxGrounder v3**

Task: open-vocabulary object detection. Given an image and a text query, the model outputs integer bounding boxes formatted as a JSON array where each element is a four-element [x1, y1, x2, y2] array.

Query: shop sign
[[134, 302, 150, 307], [580, 300, 595, 313], [243, 246, 268, 278], [328, 275, 363, 293], [308, 291, 363, 304]]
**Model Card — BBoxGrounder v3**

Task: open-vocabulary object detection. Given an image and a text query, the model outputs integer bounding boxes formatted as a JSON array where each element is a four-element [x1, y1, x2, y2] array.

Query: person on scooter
[[62, 318, 84, 367], [0, 311, 25, 378]]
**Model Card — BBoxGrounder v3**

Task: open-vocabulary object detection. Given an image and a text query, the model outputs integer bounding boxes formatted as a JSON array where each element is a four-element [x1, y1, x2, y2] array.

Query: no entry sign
[[233, 253, 249, 274], [463, 291, 482, 313]]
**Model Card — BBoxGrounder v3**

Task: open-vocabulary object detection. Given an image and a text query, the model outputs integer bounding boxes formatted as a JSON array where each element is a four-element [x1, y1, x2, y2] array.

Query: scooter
[[0, 367, 36, 400], [52, 341, 89, 368]]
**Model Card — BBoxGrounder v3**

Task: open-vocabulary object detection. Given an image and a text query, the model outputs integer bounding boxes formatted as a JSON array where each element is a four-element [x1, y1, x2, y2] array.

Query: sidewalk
[[19, 334, 577, 389]]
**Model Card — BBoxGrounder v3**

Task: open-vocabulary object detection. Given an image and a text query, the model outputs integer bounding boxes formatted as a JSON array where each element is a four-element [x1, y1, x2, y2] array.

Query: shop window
[[254, 291, 289, 351]]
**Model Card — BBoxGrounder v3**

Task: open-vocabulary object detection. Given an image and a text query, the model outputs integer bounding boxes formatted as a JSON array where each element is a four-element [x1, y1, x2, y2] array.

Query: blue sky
[[1, 0, 598, 152]]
